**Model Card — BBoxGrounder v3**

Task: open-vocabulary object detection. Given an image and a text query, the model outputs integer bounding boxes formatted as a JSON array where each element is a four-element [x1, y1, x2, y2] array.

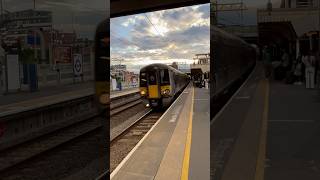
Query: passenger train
[[139, 63, 189, 108], [94, 19, 109, 105], [211, 26, 257, 118]]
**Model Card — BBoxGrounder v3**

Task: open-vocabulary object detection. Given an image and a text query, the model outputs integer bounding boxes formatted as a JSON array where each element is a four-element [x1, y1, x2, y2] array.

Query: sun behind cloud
[[110, 3, 210, 73]]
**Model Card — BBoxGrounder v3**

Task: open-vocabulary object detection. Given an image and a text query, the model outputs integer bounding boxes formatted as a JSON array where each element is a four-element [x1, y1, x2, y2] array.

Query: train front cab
[[139, 68, 173, 108]]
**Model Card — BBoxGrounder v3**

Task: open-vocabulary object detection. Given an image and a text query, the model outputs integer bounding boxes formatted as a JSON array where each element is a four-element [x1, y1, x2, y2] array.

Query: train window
[[140, 72, 147, 86], [160, 69, 170, 85], [148, 71, 157, 85]]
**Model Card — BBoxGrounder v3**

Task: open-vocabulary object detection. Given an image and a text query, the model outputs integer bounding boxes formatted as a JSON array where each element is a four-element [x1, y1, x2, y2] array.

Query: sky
[[3, 0, 107, 39], [110, 3, 210, 73]]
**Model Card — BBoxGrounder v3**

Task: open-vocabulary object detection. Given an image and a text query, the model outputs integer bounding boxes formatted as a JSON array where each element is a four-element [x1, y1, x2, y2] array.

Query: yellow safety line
[[181, 87, 194, 180], [255, 79, 270, 180]]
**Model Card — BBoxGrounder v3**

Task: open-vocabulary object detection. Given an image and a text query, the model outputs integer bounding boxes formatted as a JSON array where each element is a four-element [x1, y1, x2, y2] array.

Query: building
[[1, 9, 52, 29], [190, 53, 210, 73], [257, 0, 320, 57], [110, 64, 138, 90], [281, 0, 319, 8], [190, 53, 210, 85], [0, 9, 53, 62], [0, 9, 52, 44]]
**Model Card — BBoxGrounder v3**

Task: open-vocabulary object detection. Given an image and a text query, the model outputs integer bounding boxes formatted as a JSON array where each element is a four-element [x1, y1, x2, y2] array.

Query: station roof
[[258, 21, 297, 45], [111, 0, 209, 18]]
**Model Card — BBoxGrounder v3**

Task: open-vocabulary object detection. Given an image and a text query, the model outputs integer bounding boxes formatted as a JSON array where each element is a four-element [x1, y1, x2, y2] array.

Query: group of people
[[262, 45, 320, 89]]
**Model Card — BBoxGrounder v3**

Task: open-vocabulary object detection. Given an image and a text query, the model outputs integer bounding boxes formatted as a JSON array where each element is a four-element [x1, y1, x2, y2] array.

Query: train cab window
[[148, 71, 157, 85], [140, 72, 147, 87], [160, 69, 170, 85]]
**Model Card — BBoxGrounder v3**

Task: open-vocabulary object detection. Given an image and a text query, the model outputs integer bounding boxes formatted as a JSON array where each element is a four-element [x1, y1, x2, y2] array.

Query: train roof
[[212, 26, 253, 49], [140, 63, 187, 75]]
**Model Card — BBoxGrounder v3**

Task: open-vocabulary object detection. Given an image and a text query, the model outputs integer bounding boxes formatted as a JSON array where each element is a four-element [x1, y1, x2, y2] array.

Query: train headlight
[[140, 90, 146, 96], [99, 94, 109, 104], [162, 89, 170, 95]]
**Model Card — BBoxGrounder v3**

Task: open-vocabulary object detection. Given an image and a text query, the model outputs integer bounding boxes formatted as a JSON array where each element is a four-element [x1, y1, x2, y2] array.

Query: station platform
[[0, 82, 94, 117], [111, 83, 210, 180], [110, 88, 139, 99], [0, 82, 94, 106], [211, 62, 320, 180], [0, 82, 138, 117]]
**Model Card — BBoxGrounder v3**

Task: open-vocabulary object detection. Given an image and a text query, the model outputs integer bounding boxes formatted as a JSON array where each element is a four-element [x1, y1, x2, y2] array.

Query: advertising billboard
[[53, 46, 72, 64]]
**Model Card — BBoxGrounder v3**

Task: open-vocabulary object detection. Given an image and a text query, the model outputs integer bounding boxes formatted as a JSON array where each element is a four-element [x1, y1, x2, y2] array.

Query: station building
[[257, 0, 320, 58]]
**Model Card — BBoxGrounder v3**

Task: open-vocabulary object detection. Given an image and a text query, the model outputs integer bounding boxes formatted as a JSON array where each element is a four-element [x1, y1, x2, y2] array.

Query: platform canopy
[[258, 21, 297, 46], [111, 0, 209, 18]]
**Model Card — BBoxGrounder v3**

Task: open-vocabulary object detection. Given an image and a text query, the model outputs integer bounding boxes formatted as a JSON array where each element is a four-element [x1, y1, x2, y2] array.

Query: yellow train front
[[139, 63, 189, 108]]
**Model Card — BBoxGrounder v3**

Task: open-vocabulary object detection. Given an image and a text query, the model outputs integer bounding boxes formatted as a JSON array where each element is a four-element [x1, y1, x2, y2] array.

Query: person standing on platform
[[282, 50, 290, 72], [293, 54, 303, 85], [263, 45, 272, 79], [302, 51, 316, 89]]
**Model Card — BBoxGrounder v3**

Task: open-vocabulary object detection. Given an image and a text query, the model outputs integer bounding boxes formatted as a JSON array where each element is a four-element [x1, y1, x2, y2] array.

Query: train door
[[139, 71, 148, 96], [169, 70, 176, 94], [160, 69, 171, 96], [147, 70, 160, 99]]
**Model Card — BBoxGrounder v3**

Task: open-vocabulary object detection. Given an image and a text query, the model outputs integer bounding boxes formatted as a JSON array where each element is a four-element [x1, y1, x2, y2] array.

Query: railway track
[[0, 90, 141, 179], [109, 89, 142, 116], [0, 114, 103, 173], [110, 110, 163, 173]]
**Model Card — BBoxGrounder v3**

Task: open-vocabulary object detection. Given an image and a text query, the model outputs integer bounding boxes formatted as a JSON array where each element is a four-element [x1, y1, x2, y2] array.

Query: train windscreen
[[140, 72, 147, 87], [148, 71, 157, 85], [160, 69, 170, 85]]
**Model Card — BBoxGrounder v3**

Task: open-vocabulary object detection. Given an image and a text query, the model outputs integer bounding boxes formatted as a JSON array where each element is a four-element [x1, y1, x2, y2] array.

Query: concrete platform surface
[[211, 61, 320, 180], [111, 84, 210, 180], [0, 82, 138, 117], [211, 63, 267, 180], [0, 88, 93, 117], [0, 82, 94, 106], [265, 80, 320, 180]]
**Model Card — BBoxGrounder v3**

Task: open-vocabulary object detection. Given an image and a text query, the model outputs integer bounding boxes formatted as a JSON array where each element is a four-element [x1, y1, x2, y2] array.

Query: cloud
[[110, 3, 210, 72], [197, 4, 210, 19]]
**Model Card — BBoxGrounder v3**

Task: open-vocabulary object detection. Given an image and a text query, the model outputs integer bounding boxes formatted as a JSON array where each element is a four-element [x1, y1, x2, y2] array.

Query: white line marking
[[269, 120, 315, 123], [95, 171, 108, 180], [169, 105, 182, 123], [211, 64, 257, 125], [194, 99, 209, 101], [169, 115, 178, 123], [110, 85, 191, 179]]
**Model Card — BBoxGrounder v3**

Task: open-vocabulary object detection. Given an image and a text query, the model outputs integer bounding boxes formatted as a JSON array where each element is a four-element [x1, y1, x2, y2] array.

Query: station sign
[[73, 54, 83, 76]]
